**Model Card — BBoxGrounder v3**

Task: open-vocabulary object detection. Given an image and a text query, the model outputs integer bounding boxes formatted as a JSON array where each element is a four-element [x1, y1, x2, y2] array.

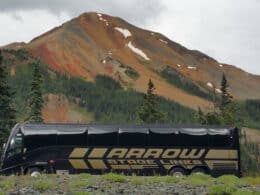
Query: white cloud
[[0, 10, 70, 45]]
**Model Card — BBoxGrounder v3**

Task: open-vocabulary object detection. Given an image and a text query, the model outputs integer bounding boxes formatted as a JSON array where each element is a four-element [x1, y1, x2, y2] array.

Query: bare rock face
[[42, 94, 92, 123]]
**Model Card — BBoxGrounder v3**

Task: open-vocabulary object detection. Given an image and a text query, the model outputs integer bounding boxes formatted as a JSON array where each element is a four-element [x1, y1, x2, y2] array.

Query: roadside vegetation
[[0, 173, 260, 194]]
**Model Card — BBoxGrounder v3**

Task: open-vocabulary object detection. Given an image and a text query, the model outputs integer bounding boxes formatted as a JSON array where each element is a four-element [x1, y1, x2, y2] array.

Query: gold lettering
[[126, 148, 146, 158], [107, 148, 128, 158], [143, 149, 163, 158], [179, 149, 205, 159], [162, 149, 180, 158], [146, 160, 156, 165], [127, 160, 137, 164]]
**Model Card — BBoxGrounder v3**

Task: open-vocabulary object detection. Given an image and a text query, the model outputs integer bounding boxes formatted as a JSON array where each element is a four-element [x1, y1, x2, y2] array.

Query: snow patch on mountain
[[219, 64, 223, 67], [159, 39, 168, 44], [114, 27, 132, 38], [177, 64, 182, 68], [207, 82, 213, 88], [127, 41, 150, 61], [97, 13, 109, 26], [188, 66, 197, 70], [215, 88, 222, 93]]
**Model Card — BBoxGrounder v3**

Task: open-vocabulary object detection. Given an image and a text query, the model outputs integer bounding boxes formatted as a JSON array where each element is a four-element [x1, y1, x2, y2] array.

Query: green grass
[[0, 177, 14, 190], [73, 192, 90, 195], [242, 177, 260, 185], [70, 180, 88, 188], [217, 175, 243, 185], [148, 176, 182, 184], [129, 176, 146, 185], [208, 184, 237, 195], [101, 173, 127, 183], [78, 173, 92, 180], [232, 189, 259, 195], [183, 173, 213, 186], [32, 180, 53, 192]]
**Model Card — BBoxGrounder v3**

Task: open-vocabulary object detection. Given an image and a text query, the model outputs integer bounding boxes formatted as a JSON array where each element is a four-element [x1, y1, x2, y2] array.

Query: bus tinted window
[[88, 132, 117, 146], [118, 132, 148, 146], [24, 135, 57, 151], [180, 134, 209, 147], [209, 135, 231, 147], [57, 134, 86, 146], [149, 133, 180, 146]]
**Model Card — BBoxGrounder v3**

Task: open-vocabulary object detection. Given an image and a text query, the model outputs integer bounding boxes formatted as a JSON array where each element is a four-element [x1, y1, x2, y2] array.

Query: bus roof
[[17, 123, 236, 136]]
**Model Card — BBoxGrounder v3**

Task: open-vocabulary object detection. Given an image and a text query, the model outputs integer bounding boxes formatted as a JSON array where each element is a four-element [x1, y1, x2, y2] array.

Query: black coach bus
[[0, 123, 240, 177]]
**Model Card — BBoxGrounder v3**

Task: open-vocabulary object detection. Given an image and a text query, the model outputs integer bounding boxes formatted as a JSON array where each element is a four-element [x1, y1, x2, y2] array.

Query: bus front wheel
[[168, 167, 186, 177], [28, 167, 42, 177]]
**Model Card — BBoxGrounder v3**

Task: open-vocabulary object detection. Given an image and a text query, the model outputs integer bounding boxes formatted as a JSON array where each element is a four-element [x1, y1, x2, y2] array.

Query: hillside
[[1, 49, 196, 124], [4, 12, 260, 110]]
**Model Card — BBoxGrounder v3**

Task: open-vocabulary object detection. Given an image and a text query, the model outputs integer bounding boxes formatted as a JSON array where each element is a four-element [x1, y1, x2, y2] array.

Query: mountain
[[8, 12, 256, 109], [1, 12, 260, 126]]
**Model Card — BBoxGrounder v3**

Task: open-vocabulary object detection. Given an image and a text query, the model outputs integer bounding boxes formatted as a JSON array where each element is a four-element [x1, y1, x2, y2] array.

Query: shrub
[[125, 67, 139, 79], [208, 184, 237, 195], [217, 175, 241, 185], [148, 176, 181, 184], [69, 180, 88, 188], [101, 173, 127, 183], [130, 176, 146, 185], [73, 191, 90, 195], [232, 189, 259, 195], [32, 181, 53, 192], [0, 177, 14, 190], [78, 173, 92, 180], [242, 177, 260, 185], [184, 174, 213, 186]]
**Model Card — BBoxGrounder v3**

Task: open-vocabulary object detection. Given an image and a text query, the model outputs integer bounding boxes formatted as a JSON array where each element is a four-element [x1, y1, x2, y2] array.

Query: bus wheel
[[191, 167, 207, 175], [169, 167, 186, 177], [29, 167, 42, 177]]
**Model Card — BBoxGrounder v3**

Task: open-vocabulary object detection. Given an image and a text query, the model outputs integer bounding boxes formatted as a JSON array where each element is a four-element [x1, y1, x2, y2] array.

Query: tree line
[[0, 50, 43, 152]]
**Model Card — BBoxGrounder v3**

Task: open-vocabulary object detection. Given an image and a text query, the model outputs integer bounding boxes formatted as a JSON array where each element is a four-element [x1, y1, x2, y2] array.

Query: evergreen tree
[[0, 50, 16, 149], [28, 62, 44, 122], [196, 73, 238, 126], [195, 107, 207, 125], [220, 73, 233, 109], [138, 79, 165, 124], [219, 73, 238, 125]]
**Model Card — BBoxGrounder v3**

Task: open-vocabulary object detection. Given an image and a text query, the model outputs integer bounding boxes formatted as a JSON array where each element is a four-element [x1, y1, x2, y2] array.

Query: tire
[[169, 167, 186, 177], [28, 167, 42, 177], [191, 167, 207, 175]]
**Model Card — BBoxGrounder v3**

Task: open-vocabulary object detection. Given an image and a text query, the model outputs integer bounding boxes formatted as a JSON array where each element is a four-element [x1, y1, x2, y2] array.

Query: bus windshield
[[6, 133, 23, 159]]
